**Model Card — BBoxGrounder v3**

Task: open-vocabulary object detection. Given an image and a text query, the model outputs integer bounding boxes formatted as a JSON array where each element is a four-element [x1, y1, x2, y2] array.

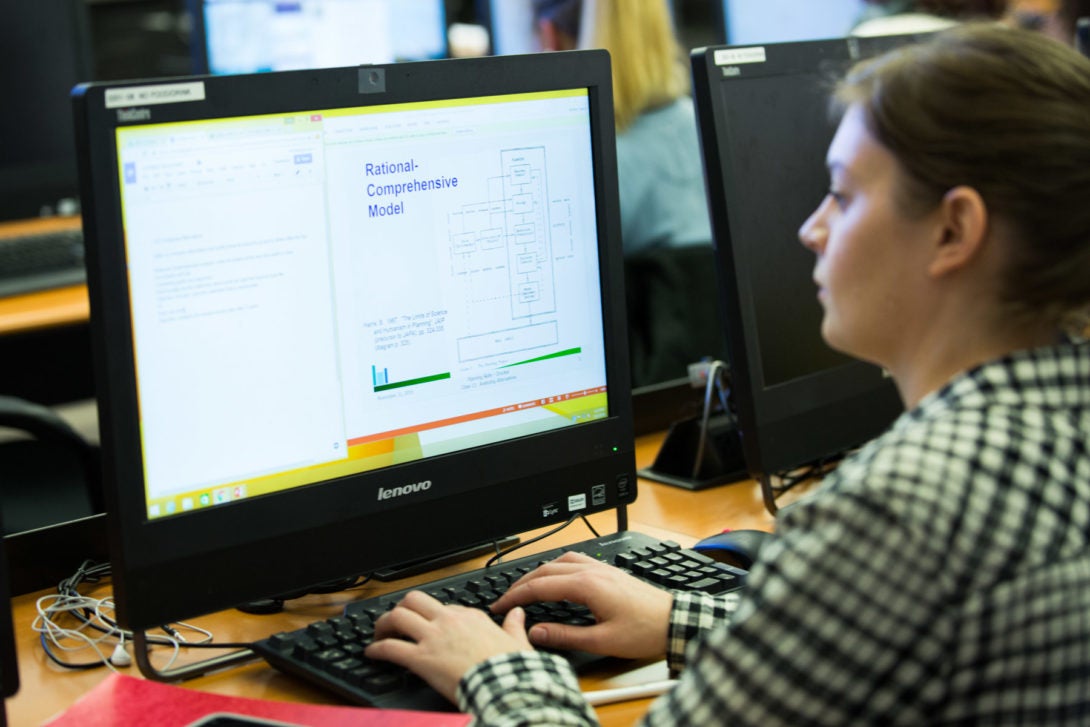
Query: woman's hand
[[491, 551, 674, 660], [364, 590, 534, 704]]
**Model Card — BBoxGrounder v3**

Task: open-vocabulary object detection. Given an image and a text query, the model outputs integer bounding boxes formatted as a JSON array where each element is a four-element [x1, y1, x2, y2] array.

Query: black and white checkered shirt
[[457, 342, 1090, 725]]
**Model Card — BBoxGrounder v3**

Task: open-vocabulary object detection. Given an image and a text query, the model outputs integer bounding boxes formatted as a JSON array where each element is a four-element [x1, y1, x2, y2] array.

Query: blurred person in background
[[533, 0, 712, 256]]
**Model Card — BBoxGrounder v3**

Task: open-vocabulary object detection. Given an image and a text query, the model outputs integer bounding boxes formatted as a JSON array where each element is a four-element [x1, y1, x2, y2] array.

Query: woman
[[534, 0, 712, 256], [366, 24, 1090, 724]]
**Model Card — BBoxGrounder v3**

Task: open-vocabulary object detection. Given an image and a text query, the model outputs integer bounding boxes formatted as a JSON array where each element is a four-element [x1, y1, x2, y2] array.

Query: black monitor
[[189, 0, 448, 75], [0, 0, 93, 221], [72, 50, 634, 643], [719, 0, 866, 45], [0, 514, 18, 727], [691, 36, 913, 505]]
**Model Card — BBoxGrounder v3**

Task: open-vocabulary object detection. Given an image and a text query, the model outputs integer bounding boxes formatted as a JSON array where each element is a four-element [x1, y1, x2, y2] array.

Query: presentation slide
[[117, 90, 608, 511]]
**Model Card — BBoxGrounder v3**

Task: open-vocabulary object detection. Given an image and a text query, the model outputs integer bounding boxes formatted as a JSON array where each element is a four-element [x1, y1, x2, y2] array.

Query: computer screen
[[0, 0, 92, 220], [720, 0, 866, 45], [477, 0, 539, 55], [190, 0, 448, 75], [691, 35, 912, 486], [73, 49, 634, 631]]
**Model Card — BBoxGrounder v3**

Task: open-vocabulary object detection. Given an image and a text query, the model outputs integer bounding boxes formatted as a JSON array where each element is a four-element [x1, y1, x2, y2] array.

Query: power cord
[[690, 359, 734, 480], [484, 513, 600, 568]]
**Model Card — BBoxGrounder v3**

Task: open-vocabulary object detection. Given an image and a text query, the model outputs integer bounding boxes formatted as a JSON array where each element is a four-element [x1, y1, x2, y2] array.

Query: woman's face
[[798, 105, 939, 367]]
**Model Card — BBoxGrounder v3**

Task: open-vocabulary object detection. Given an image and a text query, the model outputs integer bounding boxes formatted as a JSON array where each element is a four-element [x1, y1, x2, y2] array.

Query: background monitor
[[691, 35, 913, 491], [0, 513, 18, 719], [720, 0, 867, 45], [73, 49, 634, 633], [190, 0, 448, 75], [476, 0, 539, 55], [0, 0, 93, 221]]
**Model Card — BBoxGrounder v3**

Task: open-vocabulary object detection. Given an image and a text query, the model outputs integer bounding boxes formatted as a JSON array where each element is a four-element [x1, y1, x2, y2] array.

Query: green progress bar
[[374, 372, 451, 392], [502, 347, 582, 369]]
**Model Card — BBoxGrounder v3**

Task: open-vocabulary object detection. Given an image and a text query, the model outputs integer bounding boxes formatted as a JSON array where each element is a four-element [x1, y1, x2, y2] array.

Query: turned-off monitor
[[692, 36, 913, 481]]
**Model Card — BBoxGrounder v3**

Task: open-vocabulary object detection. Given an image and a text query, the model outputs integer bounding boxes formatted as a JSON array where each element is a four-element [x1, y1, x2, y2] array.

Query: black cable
[[173, 641, 256, 650], [579, 514, 601, 538], [38, 633, 105, 670], [485, 513, 583, 567], [772, 452, 845, 497]]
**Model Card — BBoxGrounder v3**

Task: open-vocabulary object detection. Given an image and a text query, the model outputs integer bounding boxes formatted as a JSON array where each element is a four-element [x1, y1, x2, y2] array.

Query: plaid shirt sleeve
[[666, 590, 744, 673], [458, 650, 599, 726], [455, 590, 746, 725], [453, 343, 1090, 726], [639, 468, 951, 725]]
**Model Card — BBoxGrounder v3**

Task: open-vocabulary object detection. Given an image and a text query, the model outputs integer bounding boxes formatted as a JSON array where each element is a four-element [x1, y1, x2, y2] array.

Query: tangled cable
[[31, 560, 213, 672]]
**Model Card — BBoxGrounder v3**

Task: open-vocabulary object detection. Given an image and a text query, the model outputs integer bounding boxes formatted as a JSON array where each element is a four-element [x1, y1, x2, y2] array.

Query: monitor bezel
[[73, 50, 635, 630], [691, 36, 909, 480]]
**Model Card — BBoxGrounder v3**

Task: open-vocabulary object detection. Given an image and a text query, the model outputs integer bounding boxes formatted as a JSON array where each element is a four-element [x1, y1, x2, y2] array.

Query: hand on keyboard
[[250, 532, 745, 710], [365, 590, 534, 703], [491, 551, 674, 660]]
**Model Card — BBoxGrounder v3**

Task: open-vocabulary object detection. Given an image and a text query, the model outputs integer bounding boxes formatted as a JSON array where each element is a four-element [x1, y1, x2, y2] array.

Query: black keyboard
[[0, 227, 86, 298], [251, 530, 746, 711]]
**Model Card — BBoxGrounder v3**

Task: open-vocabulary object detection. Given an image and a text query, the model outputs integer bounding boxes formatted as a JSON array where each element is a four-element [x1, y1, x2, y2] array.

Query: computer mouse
[[692, 529, 771, 571]]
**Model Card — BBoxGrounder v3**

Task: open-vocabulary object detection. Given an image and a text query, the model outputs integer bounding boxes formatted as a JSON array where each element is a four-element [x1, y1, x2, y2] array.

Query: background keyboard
[[0, 228, 86, 299], [251, 530, 746, 711]]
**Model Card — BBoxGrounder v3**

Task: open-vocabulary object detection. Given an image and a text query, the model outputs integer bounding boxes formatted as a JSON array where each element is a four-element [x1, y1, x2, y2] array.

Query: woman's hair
[[533, 0, 688, 131], [581, 0, 689, 131], [834, 23, 1090, 328]]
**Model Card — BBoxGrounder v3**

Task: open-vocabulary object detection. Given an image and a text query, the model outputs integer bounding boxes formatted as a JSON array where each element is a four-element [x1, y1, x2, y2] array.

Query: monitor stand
[[370, 535, 521, 581], [638, 412, 748, 490]]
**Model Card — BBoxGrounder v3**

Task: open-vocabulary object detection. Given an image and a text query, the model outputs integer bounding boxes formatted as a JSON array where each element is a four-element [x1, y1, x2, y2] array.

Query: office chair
[[0, 395, 106, 594]]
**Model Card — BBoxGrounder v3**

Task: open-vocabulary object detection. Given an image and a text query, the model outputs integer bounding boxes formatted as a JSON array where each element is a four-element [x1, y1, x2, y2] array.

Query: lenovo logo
[[377, 480, 432, 501]]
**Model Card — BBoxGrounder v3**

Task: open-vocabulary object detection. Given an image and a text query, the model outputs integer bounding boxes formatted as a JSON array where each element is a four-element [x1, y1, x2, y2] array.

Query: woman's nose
[[799, 196, 831, 253]]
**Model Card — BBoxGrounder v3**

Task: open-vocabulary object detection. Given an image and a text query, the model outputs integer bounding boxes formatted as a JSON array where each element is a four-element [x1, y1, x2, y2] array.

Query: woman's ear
[[928, 185, 989, 278]]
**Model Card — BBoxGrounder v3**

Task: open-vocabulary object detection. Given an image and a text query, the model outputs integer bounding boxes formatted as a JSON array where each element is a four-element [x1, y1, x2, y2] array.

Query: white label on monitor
[[713, 47, 767, 66], [105, 82, 206, 109], [568, 493, 587, 512]]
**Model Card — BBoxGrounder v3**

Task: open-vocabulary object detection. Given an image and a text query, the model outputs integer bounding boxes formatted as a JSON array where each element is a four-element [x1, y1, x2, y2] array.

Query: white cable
[[583, 679, 677, 706], [32, 565, 220, 672]]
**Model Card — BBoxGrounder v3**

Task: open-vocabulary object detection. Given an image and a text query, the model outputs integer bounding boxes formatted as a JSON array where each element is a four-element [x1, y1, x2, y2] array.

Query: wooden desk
[[0, 216, 89, 336], [6, 434, 777, 726]]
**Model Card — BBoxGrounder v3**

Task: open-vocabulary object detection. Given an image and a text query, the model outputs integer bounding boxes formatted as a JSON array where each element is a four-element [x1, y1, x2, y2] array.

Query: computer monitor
[[189, 0, 448, 75], [72, 49, 634, 639], [476, 0, 539, 55], [0, 514, 18, 727], [691, 35, 914, 504], [0, 0, 93, 220], [720, 0, 867, 45]]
